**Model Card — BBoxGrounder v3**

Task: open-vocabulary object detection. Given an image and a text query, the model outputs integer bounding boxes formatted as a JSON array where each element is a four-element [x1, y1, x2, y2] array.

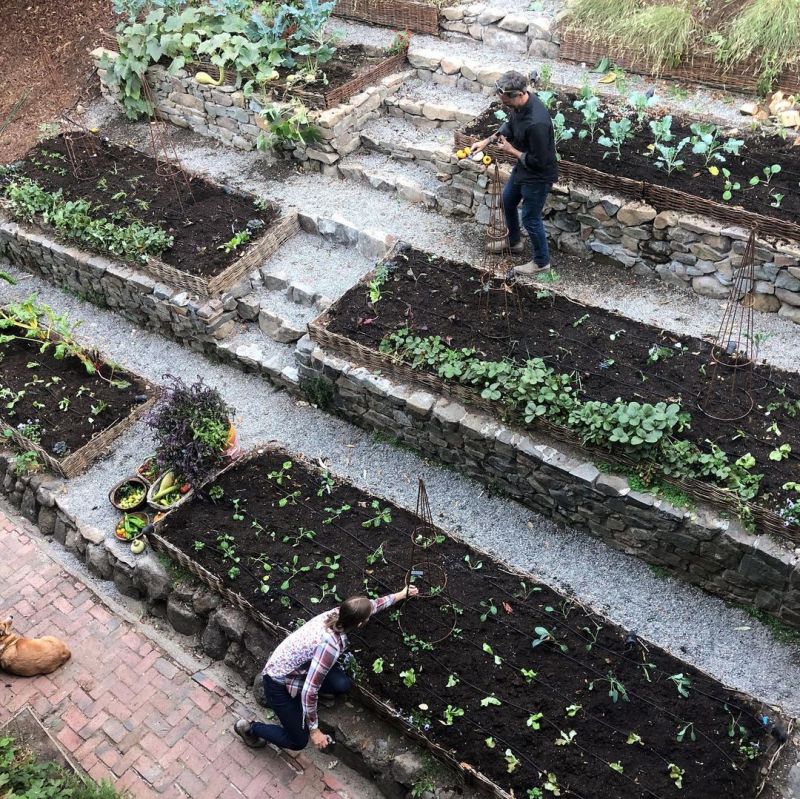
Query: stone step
[[359, 114, 453, 163], [382, 77, 488, 130], [337, 151, 442, 208], [243, 284, 324, 345]]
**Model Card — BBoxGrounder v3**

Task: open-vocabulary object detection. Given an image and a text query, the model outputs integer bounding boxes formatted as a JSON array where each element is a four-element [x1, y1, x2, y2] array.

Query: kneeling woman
[[235, 583, 418, 750]]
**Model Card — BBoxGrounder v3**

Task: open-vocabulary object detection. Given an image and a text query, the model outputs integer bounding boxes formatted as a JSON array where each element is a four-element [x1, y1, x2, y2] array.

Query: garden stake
[[698, 228, 757, 422], [61, 124, 101, 182], [139, 72, 195, 213]]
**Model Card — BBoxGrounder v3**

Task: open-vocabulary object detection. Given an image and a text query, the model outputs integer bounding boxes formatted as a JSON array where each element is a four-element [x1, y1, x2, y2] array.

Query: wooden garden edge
[[305, 244, 800, 544], [148, 442, 792, 799], [331, 0, 442, 36]]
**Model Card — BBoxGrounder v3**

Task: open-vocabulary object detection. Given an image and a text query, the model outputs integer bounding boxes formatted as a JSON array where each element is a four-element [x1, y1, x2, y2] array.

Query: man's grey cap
[[495, 71, 529, 94]]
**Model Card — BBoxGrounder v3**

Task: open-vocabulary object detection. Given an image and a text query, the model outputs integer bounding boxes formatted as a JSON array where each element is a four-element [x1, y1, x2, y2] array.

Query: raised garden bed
[[153, 444, 785, 799], [457, 94, 800, 243], [0, 299, 154, 477], [311, 245, 800, 542], [332, 0, 442, 36], [558, 30, 800, 96], [2, 134, 299, 296]]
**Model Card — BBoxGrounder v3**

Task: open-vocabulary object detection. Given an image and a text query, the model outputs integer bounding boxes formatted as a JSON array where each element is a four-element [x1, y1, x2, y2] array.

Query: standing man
[[234, 584, 418, 751], [470, 70, 558, 276]]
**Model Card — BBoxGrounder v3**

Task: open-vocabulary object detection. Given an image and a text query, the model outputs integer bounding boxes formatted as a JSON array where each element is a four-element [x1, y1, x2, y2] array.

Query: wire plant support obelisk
[[139, 72, 194, 214], [478, 161, 522, 336], [59, 67, 102, 182], [698, 228, 758, 422], [398, 479, 456, 645]]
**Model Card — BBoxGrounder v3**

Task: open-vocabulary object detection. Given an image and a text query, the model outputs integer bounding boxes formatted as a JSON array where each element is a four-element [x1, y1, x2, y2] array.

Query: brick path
[[0, 513, 346, 799]]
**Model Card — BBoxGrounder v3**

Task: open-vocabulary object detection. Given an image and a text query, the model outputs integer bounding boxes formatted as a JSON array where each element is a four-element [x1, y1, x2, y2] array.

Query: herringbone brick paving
[[0, 513, 346, 799]]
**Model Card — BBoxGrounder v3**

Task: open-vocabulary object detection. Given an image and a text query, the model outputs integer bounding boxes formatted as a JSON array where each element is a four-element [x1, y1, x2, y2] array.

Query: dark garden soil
[[463, 96, 800, 223], [324, 248, 800, 515], [13, 134, 279, 277], [159, 447, 771, 799], [0, 331, 150, 458]]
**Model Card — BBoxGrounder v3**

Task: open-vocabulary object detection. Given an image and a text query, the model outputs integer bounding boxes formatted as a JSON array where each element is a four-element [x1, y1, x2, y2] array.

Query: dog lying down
[[0, 617, 71, 677]]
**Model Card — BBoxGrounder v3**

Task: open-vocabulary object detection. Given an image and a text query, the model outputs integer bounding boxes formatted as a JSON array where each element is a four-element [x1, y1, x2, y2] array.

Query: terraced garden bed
[[0, 297, 154, 477], [1, 133, 298, 295], [153, 444, 783, 799], [458, 94, 800, 241], [331, 0, 443, 35], [312, 245, 800, 541]]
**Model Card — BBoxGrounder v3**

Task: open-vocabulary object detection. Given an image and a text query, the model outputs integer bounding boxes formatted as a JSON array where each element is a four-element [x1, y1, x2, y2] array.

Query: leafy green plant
[[504, 749, 521, 773], [589, 672, 629, 703], [217, 229, 251, 253], [573, 96, 605, 141], [769, 443, 791, 461], [668, 763, 685, 789], [689, 123, 744, 165], [669, 673, 692, 698], [597, 118, 633, 160], [3, 177, 172, 263], [399, 668, 416, 687], [552, 112, 575, 150], [362, 499, 392, 528], [654, 137, 690, 175], [648, 115, 674, 148], [627, 90, 657, 127], [256, 100, 322, 149], [720, 167, 741, 201], [442, 705, 464, 725]]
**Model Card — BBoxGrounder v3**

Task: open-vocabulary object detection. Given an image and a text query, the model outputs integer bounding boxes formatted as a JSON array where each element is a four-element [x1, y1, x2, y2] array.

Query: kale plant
[[147, 376, 234, 483]]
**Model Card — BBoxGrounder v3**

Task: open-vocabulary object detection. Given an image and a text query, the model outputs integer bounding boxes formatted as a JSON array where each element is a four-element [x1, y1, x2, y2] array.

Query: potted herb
[[147, 376, 236, 486], [109, 477, 148, 511]]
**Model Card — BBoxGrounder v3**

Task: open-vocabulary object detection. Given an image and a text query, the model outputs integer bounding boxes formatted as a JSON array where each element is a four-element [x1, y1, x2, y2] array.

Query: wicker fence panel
[[307, 259, 800, 544], [332, 0, 440, 35]]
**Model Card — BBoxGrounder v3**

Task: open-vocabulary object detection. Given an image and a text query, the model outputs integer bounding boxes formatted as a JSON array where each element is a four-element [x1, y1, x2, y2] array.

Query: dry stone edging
[[0, 449, 471, 799], [295, 335, 800, 627]]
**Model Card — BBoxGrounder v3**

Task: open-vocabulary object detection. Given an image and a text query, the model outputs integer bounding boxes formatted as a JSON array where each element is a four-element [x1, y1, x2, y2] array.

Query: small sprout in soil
[[441, 705, 464, 726], [565, 704, 582, 718], [589, 672, 629, 703], [231, 497, 245, 521], [480, 695, 502, 707], [403, 633, 433, 653], [769, 443, 791, 461], [532, 626, 567, 653], [582, 622, 602, 651], [515, 581, 541, 601], [648, 344, 674, 363], [627, 732, 643, 745], [739, 741, 760, 760], [217, 229, 252, 253], [256, 561, 272, 594], [323, 503, 351, 524], [721, 168, 741, 201], [280, 554, 311, 590], [572, 313, 590, 328], [485, 736, 496, 749], [372, 658, 384, 674], [446, 673, 459, 688], [669, 673, 692, 698], [609, 762, 624, 774], [278, 490, 300, 507], [504, 749, 520, 773], [527, 712, 543, 730], [399, 668, 416, 687], [314, 553, 340, 578], [479, 598, 498, 622], [770, 191, 785, 208], [482, 642, 502, 666], [668, 763, 685, 789], [676, 722, 696, 742], [193, 540, 205, 551], [361, 499, 392, 528], [366, 542, 387, 566], [527, 790, 543, 799], [208, 484, 224, 501], [413, 531, 445, 548], [410, 777, 434, 798], [283, 527, 316, 547], [521, 668, 537, 683], [268, 460, 293, 485], [310, 581, 340, 605], [227, 566, 240, 580], [555, 730, 576, 746], [317, 470, 335, 496], [464, 554, 483, 571], [543, 773, 561, 795]]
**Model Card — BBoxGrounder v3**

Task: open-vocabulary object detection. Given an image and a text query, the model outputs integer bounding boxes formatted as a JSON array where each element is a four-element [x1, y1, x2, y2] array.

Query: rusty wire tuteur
[[698, 228, 758, 422], [398, 479, 456, 645]]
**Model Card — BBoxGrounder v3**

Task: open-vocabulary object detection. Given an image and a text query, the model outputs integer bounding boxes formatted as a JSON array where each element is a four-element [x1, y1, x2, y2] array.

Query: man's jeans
[[250, 666, 352, 750], [502, 175, 552, 267]]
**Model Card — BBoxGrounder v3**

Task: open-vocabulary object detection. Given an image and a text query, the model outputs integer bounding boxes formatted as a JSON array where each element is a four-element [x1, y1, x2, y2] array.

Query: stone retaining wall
[[0, 451, 467, 799], [439, 3, 561, 59], [296, 335, 800, 627], [93, 48, 412, 173]]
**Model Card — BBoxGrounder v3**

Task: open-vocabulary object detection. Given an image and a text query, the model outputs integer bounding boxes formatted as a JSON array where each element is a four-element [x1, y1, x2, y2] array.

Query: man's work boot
[[514, 261, 551, 276], [234, 718, 267, 748]]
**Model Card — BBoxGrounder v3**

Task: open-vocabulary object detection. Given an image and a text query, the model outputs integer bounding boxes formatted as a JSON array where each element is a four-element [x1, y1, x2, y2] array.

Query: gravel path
[[330, 19, 759, 127], [342, 150, 442, 192], [361, 115, 454, 150], [395, 77, 491, 115], [1, 263, 799, 717]]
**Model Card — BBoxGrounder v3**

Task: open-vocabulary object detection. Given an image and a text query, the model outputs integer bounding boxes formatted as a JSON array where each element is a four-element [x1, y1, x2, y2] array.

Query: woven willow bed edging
[[332, 0, 441, 36], [306, 247, 800, 544], [150, 443, 790, 799]]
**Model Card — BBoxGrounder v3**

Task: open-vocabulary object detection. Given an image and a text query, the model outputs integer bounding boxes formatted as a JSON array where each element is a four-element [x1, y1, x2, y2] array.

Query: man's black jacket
[[497, 93, 558, 185]]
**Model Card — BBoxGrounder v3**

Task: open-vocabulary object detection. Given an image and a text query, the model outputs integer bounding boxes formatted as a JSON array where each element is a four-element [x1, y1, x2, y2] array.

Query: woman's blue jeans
[[502, 175, 552, 267], [250, 666, 352, 750]]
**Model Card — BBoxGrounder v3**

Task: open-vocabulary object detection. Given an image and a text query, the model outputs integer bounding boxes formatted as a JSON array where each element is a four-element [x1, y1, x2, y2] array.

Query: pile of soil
[[11, 134, 280, 277], [0, 331, 150, 458], [159, 447, 771, 799], [463, 95, 800, 223], [325, 248, 800, 512]]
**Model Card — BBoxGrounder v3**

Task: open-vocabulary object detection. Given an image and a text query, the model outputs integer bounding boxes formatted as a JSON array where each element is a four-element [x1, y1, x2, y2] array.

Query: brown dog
[[0, 617, 71, 677]]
